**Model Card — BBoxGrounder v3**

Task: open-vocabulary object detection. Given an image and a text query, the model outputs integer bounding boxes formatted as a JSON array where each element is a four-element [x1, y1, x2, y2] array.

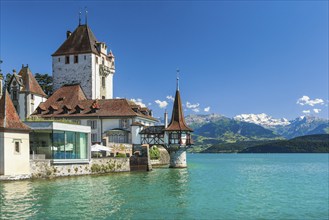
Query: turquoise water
[[0, 154, 328, 219]]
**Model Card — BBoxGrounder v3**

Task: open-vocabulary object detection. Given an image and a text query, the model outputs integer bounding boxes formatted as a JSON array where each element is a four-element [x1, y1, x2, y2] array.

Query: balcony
[[99, 64, 114, 77]]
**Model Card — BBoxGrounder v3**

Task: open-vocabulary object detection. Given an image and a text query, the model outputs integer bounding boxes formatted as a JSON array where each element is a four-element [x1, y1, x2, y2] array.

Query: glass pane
[[65, 131, 76, 159], [53, 131, 65, 159]]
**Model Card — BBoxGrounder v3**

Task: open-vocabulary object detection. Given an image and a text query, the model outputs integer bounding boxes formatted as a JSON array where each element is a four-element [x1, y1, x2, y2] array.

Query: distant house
[[7, 65, 47, 120], [0, 90, 31, 176]]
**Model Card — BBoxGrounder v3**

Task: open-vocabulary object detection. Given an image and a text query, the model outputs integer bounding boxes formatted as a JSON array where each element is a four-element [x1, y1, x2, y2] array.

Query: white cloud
[[313, 108, 321, 114], [155, 100, 168, 108], [186, 102, 200, 109], [130, 98, 146, 107], [204, 106, 210, 112], [148, 103, 152, 106], [166, 95, 174, 102], [297, 96, 324, 106], [192, 108, 200, 113], [302, 110, 311, 114]]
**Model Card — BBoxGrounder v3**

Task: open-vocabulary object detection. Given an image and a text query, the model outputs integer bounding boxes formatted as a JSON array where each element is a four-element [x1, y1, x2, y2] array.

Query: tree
[[35, 73, 53, 96]]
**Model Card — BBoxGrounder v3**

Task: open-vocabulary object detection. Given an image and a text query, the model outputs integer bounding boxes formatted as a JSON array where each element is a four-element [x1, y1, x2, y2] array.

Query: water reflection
[[0, 181, 36, 219]]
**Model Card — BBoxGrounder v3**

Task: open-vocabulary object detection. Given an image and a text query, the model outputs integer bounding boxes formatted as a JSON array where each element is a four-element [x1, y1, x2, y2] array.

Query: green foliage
[[240, 134, 329, 153], [116, 153, 127, 158], [149, 146, 160, 160], [35, 73, 53, 96], [193, 117, 280, 142], [26, 116, 79, 124]]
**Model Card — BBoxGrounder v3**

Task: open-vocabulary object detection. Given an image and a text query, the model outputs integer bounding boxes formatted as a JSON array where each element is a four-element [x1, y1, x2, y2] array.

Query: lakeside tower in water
[[165, 76, 193, 168]]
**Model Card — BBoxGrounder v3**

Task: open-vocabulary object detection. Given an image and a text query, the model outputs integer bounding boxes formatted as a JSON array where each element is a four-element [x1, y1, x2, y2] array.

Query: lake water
[[0, 154, 328, 219]]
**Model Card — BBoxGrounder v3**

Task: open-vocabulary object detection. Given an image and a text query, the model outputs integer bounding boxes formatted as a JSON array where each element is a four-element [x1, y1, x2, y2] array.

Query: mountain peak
[[234, 113, 290, 128]]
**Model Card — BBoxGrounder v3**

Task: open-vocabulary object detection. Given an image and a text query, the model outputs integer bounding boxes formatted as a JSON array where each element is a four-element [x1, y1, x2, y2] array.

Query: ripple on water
[[0, 154, 328, 219]]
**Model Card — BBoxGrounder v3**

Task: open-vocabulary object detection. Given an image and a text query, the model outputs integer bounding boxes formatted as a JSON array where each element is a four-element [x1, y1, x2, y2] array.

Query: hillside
[[272, 116, 328, 139], [190, 116, 281, 144], [240, 134, 329, 153]]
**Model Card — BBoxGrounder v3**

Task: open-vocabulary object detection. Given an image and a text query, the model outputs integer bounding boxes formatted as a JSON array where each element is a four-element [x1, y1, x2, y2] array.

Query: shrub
[[116, 153, 126, 158], [150, 146, 160, 160]]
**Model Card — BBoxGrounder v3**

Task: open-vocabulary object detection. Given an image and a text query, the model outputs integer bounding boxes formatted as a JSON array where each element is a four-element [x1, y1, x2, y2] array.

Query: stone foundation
[[169, 149, 187, 168], [29, 158, 130, 179]]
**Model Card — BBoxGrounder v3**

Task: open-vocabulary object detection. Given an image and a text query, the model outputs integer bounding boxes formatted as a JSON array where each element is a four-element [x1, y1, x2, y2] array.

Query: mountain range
[[185, 114, 328, 148]]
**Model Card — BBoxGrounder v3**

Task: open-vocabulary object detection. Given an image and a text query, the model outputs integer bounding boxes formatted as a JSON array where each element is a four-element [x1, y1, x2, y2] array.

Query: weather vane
[[176, 68, 180, 91]]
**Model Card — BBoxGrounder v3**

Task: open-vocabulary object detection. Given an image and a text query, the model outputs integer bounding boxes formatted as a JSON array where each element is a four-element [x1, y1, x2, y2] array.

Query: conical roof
[[52, 24, 100, 56], [165, 89, 193, 132], [0, 90, 30, 131]]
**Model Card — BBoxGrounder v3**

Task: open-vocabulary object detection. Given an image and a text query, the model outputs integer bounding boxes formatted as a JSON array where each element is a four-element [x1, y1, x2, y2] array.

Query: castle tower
[[7, 66, 47, 120], [165, 77, 193, 168], [52, 24, 115, 100]]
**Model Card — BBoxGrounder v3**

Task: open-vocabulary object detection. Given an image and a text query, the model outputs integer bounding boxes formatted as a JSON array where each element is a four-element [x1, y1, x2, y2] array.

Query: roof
[[140, 126, 165, 134], [165, 90, 193, 132], [0, 90, 30, 131], [18, 66, 47, 97], [32, 84, 157, 121], [52, 25, 100, 56]]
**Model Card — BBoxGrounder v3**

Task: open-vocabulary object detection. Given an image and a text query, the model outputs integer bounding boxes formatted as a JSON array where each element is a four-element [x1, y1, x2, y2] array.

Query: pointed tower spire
[[166, 71, 192, 132]]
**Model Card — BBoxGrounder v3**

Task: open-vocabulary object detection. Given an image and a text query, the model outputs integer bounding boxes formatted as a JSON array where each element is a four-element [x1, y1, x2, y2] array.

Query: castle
[[0, 19, 193, 177]]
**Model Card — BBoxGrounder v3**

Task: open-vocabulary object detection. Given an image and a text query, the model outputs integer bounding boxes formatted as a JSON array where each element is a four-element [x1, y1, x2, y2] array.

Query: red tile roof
[[33, 84, 157, 121], [0, 90, 30, 131], [165, 90, 193, 132], [18, 66, 47, 97], [52, 25, 100, 56]]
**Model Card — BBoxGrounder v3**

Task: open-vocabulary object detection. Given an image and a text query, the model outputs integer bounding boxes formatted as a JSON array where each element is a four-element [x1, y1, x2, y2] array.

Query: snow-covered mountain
[[234, 113, 290, 128]]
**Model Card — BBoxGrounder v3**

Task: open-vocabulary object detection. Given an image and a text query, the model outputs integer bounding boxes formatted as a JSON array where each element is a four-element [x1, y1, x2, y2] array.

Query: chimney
[[0, 73, 3, 99], [66, 31, 72, 39], [164, 109, 168, 128]]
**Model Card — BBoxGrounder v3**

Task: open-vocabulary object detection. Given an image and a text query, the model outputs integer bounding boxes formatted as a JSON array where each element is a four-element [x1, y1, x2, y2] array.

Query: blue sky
[[0, 1, 328, 120]]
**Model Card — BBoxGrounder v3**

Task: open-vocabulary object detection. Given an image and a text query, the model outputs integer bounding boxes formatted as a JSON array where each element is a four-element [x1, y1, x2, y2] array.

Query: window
[[65, 56, 70, 64], [74, 55, 78, 63], [31, 94, 34, 100], [102, 57, 104, 65], [13, 91, 17, 100], [58, 57, 60, 62], [96, 57, 98, 64], [91, 133, 98, 142], [120, 119, 129, 129], [14, 141, 20, 154], [102, 96, 105, 100], [84, 55, 86, 60], [87, 120, 97, 129], [102, 77, 105, 87]]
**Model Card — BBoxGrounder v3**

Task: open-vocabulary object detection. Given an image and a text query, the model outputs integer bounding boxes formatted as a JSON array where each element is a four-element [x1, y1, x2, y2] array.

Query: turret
[[165, 72, 193, 168]]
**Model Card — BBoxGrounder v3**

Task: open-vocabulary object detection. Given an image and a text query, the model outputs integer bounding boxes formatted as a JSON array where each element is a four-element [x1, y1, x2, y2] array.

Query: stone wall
[[30, 158, 130, 179], [150, 146, 170, 167]]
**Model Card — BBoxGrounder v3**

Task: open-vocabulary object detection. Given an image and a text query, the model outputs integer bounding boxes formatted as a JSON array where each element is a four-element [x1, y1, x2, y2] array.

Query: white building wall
[[102, 119, 122, 131], [131, 126, 141, 145], [32, 95, 47, 116], [53, 52, 114, 100], [52, 54, 93, 99], [0, 132, 30, 175], [18, 93, 25, 120]]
